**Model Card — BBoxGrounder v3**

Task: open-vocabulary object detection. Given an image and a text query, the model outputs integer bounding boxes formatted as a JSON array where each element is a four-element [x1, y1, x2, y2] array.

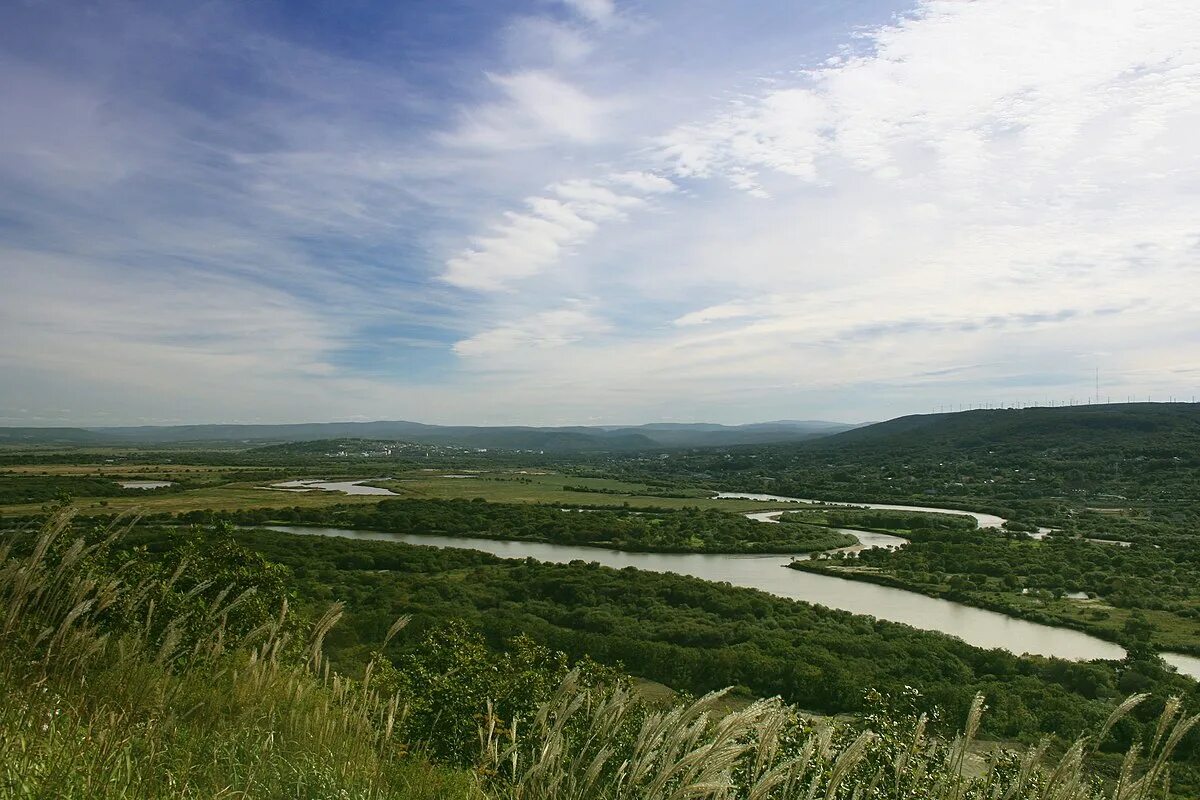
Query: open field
[[0, 463, 270, 476], [0, 468, 804, 518], [0, 483, 386, 517], [369, 471, 821, 512]]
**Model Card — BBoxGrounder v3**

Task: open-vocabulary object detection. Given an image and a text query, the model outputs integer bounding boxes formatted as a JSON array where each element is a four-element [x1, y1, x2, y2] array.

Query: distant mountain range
[[4, 405, 1197, 454], [0, 419, 860, 452]]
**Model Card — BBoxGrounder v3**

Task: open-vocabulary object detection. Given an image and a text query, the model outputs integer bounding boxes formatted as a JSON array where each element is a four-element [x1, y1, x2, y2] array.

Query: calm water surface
[[253, 488, 1200, 680], [744, 510, 908, 554], [268, 479, 398, 496], [716, 493, 1066, 538], [714, 492, 1010, 528], [1162, 652, 1200, 679], [261, 524, 1135, 665]]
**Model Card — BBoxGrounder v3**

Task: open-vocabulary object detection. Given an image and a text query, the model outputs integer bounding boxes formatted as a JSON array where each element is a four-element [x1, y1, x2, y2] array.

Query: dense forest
[[217, 498, 858, 554], [0, 474, 125, 504]]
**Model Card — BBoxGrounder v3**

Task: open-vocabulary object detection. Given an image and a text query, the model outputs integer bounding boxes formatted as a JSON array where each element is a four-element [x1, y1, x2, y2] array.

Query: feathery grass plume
[[0, 511, 482, 799], [482, 672, 1196, 800], [307, 600, 345, 671], [1099, 694, 1149, 748]]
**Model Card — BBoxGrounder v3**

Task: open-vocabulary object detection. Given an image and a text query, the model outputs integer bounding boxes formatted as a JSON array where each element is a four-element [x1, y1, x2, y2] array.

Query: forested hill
[[624, 403, 1200, 510], [808, 403, 1200, 457], [0, 427, 115, 445]]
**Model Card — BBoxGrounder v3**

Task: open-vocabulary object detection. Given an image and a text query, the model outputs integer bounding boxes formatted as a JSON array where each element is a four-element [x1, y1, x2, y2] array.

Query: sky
[[2, 0, 1198, 427]]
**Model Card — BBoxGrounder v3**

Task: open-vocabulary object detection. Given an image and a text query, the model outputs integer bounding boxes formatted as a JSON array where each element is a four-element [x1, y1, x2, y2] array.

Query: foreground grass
[[0, 513, 481, 799], [482, 677, 1196, 800], [0, 669, 479, 799]]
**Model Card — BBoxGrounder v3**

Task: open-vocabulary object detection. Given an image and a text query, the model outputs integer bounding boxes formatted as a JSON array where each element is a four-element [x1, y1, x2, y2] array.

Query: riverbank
[[245, 518, 857, 555], [256, 523, 1132, 663], [790, 559, 1200, 662]]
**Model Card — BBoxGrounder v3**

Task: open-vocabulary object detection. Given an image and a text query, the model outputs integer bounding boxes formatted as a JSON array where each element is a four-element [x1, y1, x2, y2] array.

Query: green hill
[[814, 403, 1200, 456], [0, 427, 114, 445], [626, 404, 1200, 512]]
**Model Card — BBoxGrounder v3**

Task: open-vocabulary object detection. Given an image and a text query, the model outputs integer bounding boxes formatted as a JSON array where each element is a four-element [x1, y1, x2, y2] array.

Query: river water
[[266, 479, 399, 496], [254, 490, 1199, 679], [261, 524, 1135, 663], [714, 492, 1014, 529], [743, 510, 908, 554]]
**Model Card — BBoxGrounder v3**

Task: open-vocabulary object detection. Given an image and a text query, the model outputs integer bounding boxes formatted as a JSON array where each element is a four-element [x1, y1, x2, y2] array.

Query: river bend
[[254, 491, 1199, 679]]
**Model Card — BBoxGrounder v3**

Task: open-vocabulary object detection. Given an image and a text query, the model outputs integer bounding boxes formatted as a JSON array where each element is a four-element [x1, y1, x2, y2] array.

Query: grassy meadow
[[0, 465, 804, 519]]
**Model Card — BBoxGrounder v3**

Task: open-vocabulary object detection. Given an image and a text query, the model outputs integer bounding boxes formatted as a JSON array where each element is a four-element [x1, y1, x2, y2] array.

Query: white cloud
[[453, 304, 609, 357], [440, 172, 673, 290], [440, 0, 1200, 420], [657, 0, 1200, 197], [505, 17, 595, 65], [6, 0, 1200, 425], [446, 70, 612, 149], [659, 88, 832, 187], [673, 302, 760, 327], [611, 171, 677, 193]]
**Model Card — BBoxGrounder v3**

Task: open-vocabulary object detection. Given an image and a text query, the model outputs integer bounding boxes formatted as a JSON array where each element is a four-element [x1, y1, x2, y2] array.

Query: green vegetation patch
[[225, 497, 857, 554], [795, 528, 1200, 654]]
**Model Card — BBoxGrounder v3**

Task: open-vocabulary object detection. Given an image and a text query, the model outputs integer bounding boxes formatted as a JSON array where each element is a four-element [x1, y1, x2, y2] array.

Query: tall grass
[[0, 512, 480, 799], [483, 677, 1196, 799], [1, 512, 1194, 799]]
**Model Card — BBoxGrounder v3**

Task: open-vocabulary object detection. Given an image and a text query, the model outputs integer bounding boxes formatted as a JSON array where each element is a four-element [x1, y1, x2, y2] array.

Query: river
[[252, 489, 1199, 679], [718, 492, 1194, 677], [259, 524, 1144, 664], [714, 492, 1063, 537], [743, 510, 908, 554]]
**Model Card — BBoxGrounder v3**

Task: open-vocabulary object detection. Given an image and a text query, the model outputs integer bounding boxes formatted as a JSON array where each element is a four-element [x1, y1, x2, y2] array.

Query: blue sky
[[2, 0, 1198, 426]]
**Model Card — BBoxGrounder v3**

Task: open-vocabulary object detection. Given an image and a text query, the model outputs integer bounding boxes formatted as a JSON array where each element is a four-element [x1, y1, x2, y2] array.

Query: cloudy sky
[[2, 0, 1198, 426]]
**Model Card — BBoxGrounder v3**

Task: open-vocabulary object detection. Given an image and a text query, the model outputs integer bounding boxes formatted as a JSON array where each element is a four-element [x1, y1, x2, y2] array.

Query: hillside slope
[[811, 403, 1200, 457], [628, 403, 1200, 510]]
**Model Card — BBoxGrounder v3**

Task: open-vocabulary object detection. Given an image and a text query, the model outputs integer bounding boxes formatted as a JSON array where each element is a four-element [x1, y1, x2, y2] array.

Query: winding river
[[715, 493, 1060, 537], [254, 487, 1199, 679]]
